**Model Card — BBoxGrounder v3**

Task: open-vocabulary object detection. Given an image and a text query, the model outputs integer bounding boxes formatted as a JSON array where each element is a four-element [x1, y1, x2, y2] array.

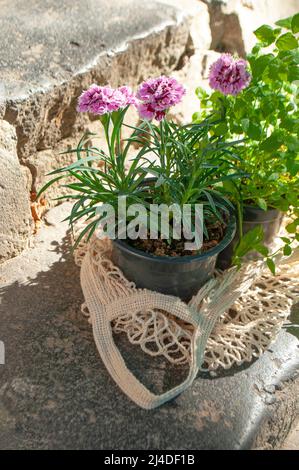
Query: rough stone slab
[[161, 0, 212, 122], [0, 203, 298, 449], [281, 418, 299, 450], [0, 0, 204, 262], [0, 0, 188, 99], [0, 121, 31, 263], [202, 0, 299, 55], [0, 0, 195, 162]]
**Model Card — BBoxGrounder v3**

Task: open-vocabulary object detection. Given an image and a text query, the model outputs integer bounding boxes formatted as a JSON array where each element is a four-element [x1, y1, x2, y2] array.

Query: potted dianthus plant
[[193, 14, 299, 273], [39, 76, 244, 300]]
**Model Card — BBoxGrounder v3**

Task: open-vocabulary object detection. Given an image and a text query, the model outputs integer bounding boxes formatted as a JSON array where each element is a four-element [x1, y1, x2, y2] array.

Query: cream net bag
[[74, 229, 299, 410]]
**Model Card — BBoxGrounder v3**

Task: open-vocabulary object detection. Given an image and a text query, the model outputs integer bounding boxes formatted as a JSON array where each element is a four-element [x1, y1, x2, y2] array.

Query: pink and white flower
[[77, 84, 137, 115], [137, 76, 185, 121], [209, 53, 251, 96]]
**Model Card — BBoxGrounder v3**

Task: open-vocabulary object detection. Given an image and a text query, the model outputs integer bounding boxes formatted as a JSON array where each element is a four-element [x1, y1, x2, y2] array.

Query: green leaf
[[280, 236, 291, 244], [276, 32, 298, 51], [266, 258, 276, 275], [214, 121, 228, 136], [286, 102, 296, 112], [281, 117, 299, 132], [247, 122, 262, 141], [260, 132, 282, 152], [286, 221, 299, 233], [48, 155, 102, 175], [275, 16, 293, 30], [251, 43, 262, 55], [36, 175, 65, 199], [255, 244, 269, 257], [260, 96, 276, 118], [285, 135, 299, 152], [234, 225, 264, 259], [257, 198, 267, 211], [233, 98, 247, 119], [192, 112, 202, 122], [283, 244, 292, 256], [195, 86, 208, 100], [288, 65, 299, 82], [241, 118, 249, 132], [254, 25, 277, 45], [72, 218, 99, 251], [250, 54, 274, 78], [291, 13, 299, 34]]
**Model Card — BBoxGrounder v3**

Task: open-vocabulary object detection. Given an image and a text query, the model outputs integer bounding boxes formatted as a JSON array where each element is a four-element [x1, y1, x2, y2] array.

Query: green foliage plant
[[193, 14, 299, 272]]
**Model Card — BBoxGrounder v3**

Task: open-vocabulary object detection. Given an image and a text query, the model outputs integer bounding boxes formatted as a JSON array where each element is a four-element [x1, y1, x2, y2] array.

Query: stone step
[[0, 0, 210, 262], [203, 0, 299, 55], [0, 0, 197, 163], [0, 203, 298, 449]]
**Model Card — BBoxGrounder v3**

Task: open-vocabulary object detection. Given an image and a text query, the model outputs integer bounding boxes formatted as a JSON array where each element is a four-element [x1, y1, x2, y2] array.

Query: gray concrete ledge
[[0, 0, 194, 162], [0, 203, 298, 449]]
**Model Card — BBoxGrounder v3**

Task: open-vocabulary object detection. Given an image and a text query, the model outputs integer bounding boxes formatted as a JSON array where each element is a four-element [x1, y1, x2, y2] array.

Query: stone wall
[[0, 121, 31, 262], [203, 0, 299, 55], [0, 0, 298, 262], [0, 0, 197, 262]]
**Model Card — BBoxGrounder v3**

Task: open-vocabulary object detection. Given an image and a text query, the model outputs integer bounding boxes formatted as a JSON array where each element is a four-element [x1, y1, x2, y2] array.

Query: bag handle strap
[[80, 248, 254, 408], [82, 253, 213, 409]]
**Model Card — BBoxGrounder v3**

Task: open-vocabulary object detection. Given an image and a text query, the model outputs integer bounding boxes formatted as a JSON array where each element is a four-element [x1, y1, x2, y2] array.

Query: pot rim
[[243, 204, 281, 214], [113, 213, 237, 264], [243, 204, 282, 221]]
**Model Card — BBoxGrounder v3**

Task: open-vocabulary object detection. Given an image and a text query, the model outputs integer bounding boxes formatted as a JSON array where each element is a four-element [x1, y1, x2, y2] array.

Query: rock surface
[[281, 418, 299, 450], [0, 121, 31, 263], [0, 0, 203, 260], [0, 0, 194, 163], [160, 0, 212, 121], [0, 203, 298, 449], [203, 0, 299, 55]]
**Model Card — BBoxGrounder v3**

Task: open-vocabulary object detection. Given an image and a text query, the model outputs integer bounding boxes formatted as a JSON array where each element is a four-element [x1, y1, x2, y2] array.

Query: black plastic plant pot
[[242, 206, 283, 244], [111, 214, 236, 302], [217, 205, 283, 270]]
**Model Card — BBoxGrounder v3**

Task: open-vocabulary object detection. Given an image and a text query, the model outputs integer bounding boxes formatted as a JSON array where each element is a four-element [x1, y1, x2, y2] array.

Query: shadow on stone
[[0, 205, 298, 449]]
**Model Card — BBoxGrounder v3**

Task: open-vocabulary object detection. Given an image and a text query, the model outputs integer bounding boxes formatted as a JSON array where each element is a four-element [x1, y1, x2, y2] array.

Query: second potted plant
[[193, 14, 299, 271]]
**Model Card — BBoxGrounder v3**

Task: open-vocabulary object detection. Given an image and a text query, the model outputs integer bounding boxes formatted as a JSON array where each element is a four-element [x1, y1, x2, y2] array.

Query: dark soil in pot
[[127, 218, 226, 257], [111, 213, 236, 302], [216, 205, 283, 271]]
